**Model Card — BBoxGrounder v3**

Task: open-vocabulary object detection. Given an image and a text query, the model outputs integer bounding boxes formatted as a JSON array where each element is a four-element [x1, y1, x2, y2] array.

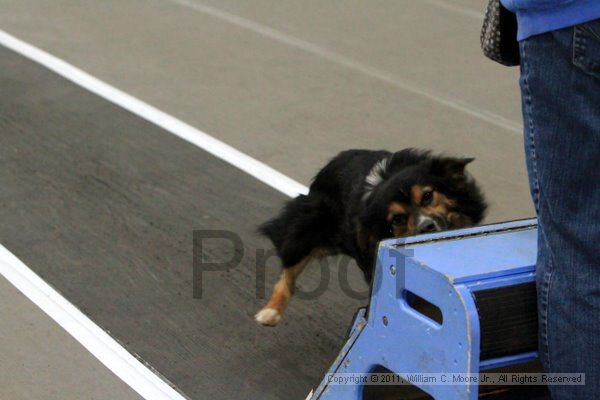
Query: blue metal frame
[[312, 219, 538, 400]]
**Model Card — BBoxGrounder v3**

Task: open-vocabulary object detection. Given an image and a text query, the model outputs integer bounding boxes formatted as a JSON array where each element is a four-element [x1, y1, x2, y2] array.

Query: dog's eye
[[421, 190, 434, 206], [391, 214, 408, 226]]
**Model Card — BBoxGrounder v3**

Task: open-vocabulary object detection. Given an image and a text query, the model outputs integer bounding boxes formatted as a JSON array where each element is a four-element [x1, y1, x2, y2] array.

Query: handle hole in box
[[403, 290, 443, 326], [363, 365, 434, 400]]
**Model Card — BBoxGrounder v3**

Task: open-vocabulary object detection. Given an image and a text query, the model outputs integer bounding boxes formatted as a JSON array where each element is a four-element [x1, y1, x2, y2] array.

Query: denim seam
[[540, 267, 554, 371], [520, 41, 541, 210], [538, 227, 554, 371], [574, 26, 588, 69], [574, 24, 600, 77], [521, 39, 552, 369]]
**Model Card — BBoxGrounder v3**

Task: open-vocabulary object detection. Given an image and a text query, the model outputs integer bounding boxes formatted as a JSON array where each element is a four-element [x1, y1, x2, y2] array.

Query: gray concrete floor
[[0, 46, 368, 399], [0, 0, 532, 222], [0, 277, 143, 400], [0, 1, 534, 399]]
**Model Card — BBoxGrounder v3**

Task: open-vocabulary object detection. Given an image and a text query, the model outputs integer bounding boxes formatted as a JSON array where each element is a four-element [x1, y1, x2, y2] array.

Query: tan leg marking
[[255, 250, 325, 327]]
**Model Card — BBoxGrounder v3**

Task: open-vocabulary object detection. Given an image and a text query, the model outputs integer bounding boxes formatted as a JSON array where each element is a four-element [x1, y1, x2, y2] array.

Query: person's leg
[[519, 19, 600, 399]]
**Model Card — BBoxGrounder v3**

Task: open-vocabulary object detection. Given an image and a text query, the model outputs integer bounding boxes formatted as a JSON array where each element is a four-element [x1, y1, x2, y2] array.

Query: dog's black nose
[[417, 221, 437, 233]]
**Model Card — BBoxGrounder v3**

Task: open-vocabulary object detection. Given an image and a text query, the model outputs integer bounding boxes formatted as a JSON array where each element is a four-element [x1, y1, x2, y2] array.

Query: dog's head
[[360, 150, 487, 241]]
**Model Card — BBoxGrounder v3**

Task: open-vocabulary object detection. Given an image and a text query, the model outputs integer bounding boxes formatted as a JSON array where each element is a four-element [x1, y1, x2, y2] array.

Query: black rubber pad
[[474, 282, 538, 360]]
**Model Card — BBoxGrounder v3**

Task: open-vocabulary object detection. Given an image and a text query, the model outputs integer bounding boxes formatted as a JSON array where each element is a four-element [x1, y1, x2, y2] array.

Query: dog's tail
[[258, 192, 334, 267]]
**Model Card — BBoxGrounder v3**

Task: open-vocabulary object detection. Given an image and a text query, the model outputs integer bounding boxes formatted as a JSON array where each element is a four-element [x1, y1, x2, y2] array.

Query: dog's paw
[[254, 308, 281, 327]]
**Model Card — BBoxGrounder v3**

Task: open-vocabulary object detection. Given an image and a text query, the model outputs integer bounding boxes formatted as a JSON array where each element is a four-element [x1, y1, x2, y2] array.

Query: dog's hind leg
[[254, 253, 311, 326], [256, 193, 334, 326]]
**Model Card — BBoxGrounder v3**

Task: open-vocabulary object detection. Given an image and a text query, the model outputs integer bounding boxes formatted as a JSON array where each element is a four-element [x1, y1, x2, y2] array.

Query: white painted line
[[0, 30, 309, 198], [0, 245, 188, 400], [165, 0, 521, 134], [0, 29, 309, 400], [422, 0, 483, 20]]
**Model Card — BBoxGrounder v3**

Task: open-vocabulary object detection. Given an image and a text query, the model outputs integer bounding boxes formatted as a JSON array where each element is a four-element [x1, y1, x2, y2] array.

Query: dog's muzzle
[[416, 215, 443, 234]]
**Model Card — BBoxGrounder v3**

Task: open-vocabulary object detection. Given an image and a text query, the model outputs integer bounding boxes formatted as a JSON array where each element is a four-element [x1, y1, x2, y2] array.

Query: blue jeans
[[519, 19, 600, 399]]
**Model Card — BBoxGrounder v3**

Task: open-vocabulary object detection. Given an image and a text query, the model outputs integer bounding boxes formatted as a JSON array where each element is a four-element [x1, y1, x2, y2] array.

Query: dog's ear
[[430, 157, 474, 178], [360, 194, 390, 240]]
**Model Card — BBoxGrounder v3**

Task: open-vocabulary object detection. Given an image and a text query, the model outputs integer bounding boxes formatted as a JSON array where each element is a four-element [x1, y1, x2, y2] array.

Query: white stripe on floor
[[0, 29, 309, 198], [422, 0, 483, 20], [0, 28, 312, 400], [164, 0, 520, 134], [0, 245, 188, 400]]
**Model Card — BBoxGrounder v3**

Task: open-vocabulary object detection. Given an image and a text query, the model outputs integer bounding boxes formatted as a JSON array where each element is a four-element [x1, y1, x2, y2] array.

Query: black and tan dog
[[255, 149, 487, 326]]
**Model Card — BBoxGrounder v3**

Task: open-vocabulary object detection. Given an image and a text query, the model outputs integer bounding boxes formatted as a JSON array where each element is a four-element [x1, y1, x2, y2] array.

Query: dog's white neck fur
[[362, 157, 389, 201]]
